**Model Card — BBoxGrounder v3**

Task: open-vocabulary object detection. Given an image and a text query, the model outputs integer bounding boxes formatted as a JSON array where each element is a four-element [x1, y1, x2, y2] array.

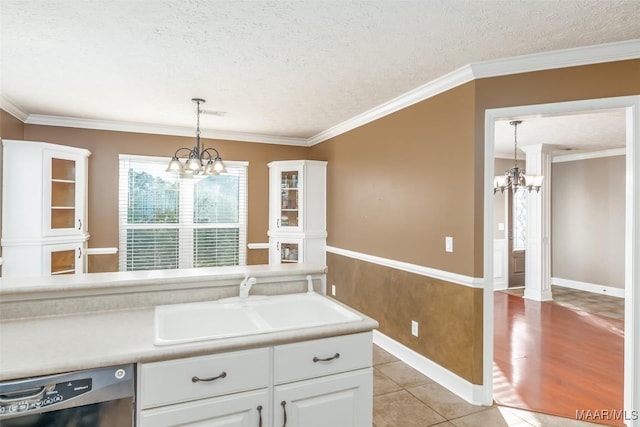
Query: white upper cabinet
[[268, 160, 326, 235], [1, 140, 91, 277], [267, 160, 327, 265]]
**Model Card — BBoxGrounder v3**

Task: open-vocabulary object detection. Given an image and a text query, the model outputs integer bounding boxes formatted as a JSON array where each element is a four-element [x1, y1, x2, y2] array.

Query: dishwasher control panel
[[0, 364, 133, 421], [0, 378, 92, 415]]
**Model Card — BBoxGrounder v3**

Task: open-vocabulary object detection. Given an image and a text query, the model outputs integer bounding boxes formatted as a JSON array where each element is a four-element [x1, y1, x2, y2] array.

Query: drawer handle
[[191, 371, 227, 383], [281, 401, 287, 427], [257, 405, 263, 427], [313, 352, 340, 363]]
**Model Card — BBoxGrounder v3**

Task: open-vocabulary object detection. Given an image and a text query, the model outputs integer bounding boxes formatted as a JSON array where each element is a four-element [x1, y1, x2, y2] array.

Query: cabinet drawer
[[139, 347, 270, 409], [274, 332, 371, 384]]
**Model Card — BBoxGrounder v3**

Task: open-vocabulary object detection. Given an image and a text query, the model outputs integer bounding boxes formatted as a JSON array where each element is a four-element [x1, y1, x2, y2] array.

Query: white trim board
[[373, 330, 486, 406], [553, 277, 625, 299], [326, 246, 482, 288], [3, 39, 638, 147]]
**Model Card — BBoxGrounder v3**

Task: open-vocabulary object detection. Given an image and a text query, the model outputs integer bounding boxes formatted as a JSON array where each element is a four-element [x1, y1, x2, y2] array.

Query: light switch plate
[[411, 320, 419, 337], [445, 236, 453, 252]]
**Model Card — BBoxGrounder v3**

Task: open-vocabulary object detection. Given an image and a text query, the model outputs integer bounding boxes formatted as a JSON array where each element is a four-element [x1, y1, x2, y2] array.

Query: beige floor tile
[[373, 367, 402, 396], [373, 390, 447, 427], [377, 360, 433, 387], [373, 344, 399, 365], [407, 382, 487, 419], [449, 407, 532, 427]]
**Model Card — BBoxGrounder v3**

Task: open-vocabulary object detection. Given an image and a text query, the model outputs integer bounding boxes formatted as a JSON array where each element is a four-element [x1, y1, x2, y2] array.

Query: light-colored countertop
[[0, 265, 378, 381]]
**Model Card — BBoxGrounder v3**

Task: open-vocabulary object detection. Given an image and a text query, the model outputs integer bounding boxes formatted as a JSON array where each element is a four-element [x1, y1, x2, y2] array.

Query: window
[[512, 187, 527, 251], [118, 155, 247, 271]]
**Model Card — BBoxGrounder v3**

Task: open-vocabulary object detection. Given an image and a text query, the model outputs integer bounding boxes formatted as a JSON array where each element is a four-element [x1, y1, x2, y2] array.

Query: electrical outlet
[[445, 236, 453, 253], [331, 284, 336, 296], [411, 320, 419, 337]]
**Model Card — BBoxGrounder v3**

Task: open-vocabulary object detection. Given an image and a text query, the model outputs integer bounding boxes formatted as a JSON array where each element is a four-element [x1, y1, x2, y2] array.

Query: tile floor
[[372, 344, 609, 427], [504, 285, 625, 320]]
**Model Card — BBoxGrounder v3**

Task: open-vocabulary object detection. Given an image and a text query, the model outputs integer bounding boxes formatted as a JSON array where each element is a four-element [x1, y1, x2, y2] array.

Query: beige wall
[[493, 158, 518, 239], [19, 125, 309, 271], [552, 156, 625, 288]]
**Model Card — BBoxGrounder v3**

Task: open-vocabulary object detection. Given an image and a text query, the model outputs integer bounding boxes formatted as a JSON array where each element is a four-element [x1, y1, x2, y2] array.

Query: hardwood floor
[[493, 291, 625, 427]]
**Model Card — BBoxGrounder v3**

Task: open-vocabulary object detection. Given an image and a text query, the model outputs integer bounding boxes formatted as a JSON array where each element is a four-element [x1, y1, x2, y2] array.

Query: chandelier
[[166, 98, 227, 175], [494, 120, 543, 194]]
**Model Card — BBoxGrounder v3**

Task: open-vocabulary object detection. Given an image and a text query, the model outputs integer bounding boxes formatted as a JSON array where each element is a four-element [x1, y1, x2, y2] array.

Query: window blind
[[118, 154, 247, 271]]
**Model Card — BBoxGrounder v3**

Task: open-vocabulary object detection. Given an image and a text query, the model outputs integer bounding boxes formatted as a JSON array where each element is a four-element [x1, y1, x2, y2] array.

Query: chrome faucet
[[239, 275, 257, 298]]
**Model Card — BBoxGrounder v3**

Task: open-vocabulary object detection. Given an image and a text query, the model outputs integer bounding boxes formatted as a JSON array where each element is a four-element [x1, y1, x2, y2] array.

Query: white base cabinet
[[137, 332, 372, 427], [139, 389, 268, 427], [275, 369, 372, 427]]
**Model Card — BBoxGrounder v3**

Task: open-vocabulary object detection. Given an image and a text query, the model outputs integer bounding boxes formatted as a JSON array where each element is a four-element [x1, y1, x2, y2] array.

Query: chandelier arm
[[201, 147, 221, 160], [172, 147, 195, 158]]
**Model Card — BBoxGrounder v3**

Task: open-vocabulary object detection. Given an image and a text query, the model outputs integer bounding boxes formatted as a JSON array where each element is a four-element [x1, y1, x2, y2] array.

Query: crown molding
[[471, 39, 640, 79], [23, 114, 308, 146], [0, 96, 29, 121], [552, 147, 626, 163], [306, 65, 475, 146], [308, 39, 640, 146]]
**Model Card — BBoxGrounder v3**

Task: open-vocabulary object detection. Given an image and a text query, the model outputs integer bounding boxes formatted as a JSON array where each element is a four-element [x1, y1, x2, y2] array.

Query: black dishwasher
[[0, 364, 134, 426]]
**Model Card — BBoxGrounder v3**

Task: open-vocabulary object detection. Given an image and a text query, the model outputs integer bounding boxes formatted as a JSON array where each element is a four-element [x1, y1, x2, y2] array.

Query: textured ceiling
[[1, 0, 639, 145]]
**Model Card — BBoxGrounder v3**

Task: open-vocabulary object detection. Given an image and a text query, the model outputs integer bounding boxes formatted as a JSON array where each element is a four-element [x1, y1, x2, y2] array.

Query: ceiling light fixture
[[494, 120, 543, 194], [166, 98, 227, 175]]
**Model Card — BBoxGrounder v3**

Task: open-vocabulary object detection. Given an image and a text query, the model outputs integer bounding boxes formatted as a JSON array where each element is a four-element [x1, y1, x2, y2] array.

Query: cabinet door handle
[[77, 219, 82, 230], [257, 405, 263, 427], [281, 401, 287, 427], [313, 353, 340, 363], [191, 371, 227, 383], [277, 218, 280, 228], [277, 242, 280, 251], [78, 247, 82, 259]]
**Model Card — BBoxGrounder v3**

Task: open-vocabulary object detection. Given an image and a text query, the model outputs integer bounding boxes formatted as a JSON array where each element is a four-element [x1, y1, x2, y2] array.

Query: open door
[[508, 187, 526, 287]]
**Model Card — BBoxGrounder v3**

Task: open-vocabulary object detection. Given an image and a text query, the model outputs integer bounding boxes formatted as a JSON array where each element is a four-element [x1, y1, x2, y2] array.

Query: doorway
[[482, 96, 640, 427]]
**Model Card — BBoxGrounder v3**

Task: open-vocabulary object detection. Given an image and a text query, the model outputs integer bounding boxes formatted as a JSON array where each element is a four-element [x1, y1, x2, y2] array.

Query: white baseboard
[[552, 277, 625, 298], [372, 330, 488, 406]]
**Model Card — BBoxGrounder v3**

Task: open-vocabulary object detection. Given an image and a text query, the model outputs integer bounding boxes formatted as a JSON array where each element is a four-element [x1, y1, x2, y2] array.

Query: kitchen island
[[0, 264, 378, 426]]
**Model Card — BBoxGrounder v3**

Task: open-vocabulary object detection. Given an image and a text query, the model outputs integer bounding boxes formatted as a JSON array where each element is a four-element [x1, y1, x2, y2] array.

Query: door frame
[[482, 95, 640, 426]]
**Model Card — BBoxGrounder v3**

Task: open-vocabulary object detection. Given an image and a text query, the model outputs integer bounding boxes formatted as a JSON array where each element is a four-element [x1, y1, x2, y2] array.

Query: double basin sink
[[154, 292, 362, 346]]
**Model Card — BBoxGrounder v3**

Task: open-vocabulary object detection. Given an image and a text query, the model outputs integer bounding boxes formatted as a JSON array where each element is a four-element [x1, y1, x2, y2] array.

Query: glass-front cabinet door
[[43, 243, 84, 275], [276, 167, 302, 232], [43, 150, 86, 236], [269, 238, 303, 264]]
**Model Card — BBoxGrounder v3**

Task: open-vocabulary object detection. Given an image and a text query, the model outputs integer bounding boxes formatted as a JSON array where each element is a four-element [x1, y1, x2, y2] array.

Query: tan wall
[[21, 125, 309, 271], [311, 82, 477, 276], [552, 156, 625, 288], [310, 58, 640, 385]]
